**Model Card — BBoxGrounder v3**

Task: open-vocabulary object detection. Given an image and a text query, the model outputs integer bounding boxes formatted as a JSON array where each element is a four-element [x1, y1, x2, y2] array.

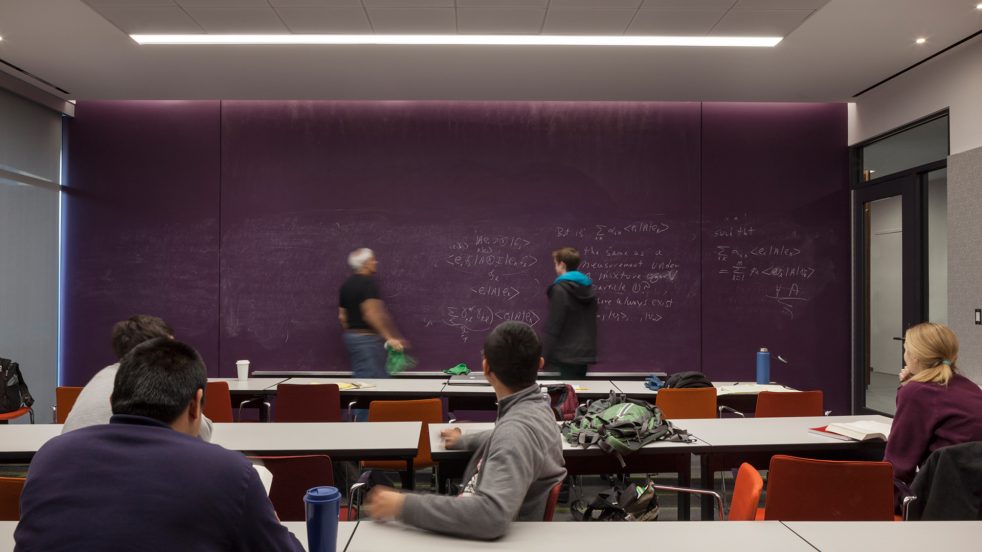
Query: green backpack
[[561, 391, 691, 467]]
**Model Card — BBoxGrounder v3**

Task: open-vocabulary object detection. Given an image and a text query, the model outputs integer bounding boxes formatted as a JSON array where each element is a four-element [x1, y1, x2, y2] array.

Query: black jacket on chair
[[907, 441, 982, 520]]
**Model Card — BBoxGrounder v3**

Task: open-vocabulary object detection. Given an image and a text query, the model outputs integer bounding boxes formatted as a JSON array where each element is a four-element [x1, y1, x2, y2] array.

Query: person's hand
[[441, 427, 463, 449], [385, 339, 406, 352], [363, 486, 405, 520], [899, 366, 913, 384]]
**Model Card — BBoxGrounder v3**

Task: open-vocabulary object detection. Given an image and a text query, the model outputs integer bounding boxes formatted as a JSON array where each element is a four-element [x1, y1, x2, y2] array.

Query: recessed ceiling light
[[976, 3, 982, 10], [130, 34, 783, 48], [915, 37, 927, 44]]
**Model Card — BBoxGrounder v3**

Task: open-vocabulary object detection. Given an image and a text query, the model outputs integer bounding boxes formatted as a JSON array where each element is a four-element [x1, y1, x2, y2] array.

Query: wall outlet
[[976, 309, 981, 325]]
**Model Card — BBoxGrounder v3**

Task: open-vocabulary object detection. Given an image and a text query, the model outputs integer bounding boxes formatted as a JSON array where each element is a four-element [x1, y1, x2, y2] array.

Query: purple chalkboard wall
[[62, 101, 222, 380], [64, 101, 848, 412]]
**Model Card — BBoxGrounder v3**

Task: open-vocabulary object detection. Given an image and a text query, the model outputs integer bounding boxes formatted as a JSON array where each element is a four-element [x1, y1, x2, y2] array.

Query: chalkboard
[[219, 101, 704, 374], [64, 101, 848, 411]]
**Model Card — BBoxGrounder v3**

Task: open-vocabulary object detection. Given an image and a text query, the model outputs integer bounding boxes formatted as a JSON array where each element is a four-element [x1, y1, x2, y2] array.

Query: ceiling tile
[[543, 8, 636, 34], [628, 9, 723, 35], [84, 0, 175, 7], [711, 8, 812, 36], [93, 6, 203, 34], [270, 0, 362, 6], [642, 0, 734, 8], [551, 0, 640, 8], [183, 7, 289, 33], [367, 8, 456, 33], [275, 7, 371, 33], [177, 0, 268, 7], [457, 0, 547, 7], [735, 0, 828, 9], [457, 8, 545, 34], [363, 0, 453, 8]]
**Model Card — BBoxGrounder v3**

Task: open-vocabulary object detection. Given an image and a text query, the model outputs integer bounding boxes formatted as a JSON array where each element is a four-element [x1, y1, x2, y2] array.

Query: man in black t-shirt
[[338, 248, 407, 378]]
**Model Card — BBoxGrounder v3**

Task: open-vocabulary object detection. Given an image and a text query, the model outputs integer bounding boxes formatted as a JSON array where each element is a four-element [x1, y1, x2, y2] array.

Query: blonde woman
[[884, 322, 982, 495]]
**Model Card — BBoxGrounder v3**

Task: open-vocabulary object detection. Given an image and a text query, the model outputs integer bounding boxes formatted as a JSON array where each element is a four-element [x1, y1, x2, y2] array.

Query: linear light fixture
[[131, 34, 782, 47]]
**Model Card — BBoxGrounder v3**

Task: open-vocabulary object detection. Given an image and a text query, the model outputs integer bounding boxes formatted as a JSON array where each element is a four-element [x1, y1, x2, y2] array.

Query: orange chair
[[655, 387, 717, 419], [542, 481, 563, 521], [653, 462, 763, 521], [247, 455, 334, 522], [762, 454, 895, 521], [0, 476, 26, 521], [203, 381, 234, 423], [754, 390, 824, 417], [362, 398, 443, 486], [54, 386, 83, 424], [274, 383, 342, 423], [0, 407, 33, 424]]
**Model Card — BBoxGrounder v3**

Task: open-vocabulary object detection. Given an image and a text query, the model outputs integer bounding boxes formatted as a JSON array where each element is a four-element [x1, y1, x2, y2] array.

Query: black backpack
[[665, 371, 713, 389], [1, 358, 34, 414]]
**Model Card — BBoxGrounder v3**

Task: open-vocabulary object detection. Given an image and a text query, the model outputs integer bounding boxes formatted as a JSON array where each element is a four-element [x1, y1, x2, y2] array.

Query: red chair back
[[55, 386, 83, 424], [655, 387, 717, 419], [204, 381, 234, 423], [727, 463, 763, 521], [275, 383, 341, 423], [763, 454, 895, 521], [0, 476, 26, 521], [542, 481, 563, 521], [755, 390, 823, 417], [363, 398, 443, 471], [248, 455, 334, 522]]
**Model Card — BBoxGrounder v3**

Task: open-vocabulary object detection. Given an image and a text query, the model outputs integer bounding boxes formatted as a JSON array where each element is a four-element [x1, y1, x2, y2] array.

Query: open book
[[810, 420, 891, 441], [336, 381, 375, 390]]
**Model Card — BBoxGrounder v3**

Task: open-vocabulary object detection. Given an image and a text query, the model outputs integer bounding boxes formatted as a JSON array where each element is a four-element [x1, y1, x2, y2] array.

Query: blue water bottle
[[756, 347, 771, 384], [304, 486, 340, 552]]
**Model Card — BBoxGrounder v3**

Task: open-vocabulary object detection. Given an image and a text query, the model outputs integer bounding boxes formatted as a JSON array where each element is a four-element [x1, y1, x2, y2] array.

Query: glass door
[[853, 166, 942, 414]]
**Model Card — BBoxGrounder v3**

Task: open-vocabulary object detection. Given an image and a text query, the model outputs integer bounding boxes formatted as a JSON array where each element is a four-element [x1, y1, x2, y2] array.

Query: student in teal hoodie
[[544, 247, 598, 379]]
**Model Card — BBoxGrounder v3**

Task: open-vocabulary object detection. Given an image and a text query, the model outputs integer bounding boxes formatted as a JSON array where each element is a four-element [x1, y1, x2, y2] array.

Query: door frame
[[851, 160, 945, 414]]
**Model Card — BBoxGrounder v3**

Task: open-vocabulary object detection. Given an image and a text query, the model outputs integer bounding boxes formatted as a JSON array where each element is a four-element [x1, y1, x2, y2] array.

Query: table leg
[[406, 457, 415, 490], [677, 454, 691, 521], [701, 454, 714, 520]]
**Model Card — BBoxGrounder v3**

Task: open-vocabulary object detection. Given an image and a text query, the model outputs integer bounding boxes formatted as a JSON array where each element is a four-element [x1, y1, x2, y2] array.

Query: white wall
[[849, 35, 982, 154]]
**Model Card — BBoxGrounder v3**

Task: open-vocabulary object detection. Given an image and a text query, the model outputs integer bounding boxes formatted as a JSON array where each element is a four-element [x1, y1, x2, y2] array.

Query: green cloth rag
[[443, 363, 470, 376], [385, 345, 417, 375]]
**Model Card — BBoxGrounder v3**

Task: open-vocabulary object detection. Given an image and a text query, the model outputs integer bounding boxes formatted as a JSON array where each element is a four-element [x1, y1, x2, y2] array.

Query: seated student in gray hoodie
[[364, 321, 567, 540]]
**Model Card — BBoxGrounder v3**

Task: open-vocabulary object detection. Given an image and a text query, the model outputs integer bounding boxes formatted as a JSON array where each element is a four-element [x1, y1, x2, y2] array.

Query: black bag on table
[[665, 371, 713, 389], [1, 357, 34, 413]]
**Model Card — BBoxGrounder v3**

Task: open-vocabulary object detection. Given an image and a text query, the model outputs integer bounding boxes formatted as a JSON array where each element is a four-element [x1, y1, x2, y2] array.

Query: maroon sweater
[[884, 373, 982, 485]]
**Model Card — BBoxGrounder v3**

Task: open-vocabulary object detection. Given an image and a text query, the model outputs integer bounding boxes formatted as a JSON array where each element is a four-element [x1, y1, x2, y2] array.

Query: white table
[[0, 424, 62, 462], [209, 377, 288, 421], [429, 422, 710, 520], [674, 415, 892, 519], [211, 421, 419, 460], [281, 378, 448, 413], [311, 521, 813, 552], [784, 521, 982, 551], [441, 380, 619, 412], [209, 377, 287, 394]]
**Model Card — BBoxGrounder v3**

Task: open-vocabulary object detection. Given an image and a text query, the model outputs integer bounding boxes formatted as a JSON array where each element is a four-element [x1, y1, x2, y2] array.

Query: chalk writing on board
[[708, 215, 820, 320]]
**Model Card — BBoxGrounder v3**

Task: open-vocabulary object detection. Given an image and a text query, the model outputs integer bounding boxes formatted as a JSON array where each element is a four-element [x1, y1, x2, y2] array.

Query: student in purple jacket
[[16, 338, 304, 552], [884, 322, 982, 502]]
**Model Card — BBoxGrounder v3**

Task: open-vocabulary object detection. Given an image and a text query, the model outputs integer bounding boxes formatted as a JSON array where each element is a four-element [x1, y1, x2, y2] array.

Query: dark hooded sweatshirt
[[543, 270, 598, 366]]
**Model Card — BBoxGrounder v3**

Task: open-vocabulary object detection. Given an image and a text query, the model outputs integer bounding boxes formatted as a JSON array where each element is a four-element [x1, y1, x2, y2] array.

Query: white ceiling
[[0, 0, 979, 101]]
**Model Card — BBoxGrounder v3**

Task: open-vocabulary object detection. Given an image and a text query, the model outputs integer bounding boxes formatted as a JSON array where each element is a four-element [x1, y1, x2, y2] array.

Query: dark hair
[[111, 338, 207, 424], [111, 315, 174, 359], [483, 321, 541, 390], [552, 247, 581, 271]]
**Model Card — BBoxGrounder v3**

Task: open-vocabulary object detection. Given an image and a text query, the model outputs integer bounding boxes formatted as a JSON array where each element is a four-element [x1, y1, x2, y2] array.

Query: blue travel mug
[[304, 486, 340, 552], [756, 348, 771, 384]]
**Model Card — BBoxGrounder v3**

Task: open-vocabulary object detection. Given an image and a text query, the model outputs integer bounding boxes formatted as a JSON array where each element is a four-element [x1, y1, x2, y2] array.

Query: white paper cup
[[235, 360, 250, 381]]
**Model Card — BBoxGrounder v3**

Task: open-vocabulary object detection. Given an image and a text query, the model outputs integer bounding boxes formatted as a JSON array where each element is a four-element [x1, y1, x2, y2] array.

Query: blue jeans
[[343, 332, 388, 379], [344, 332, 387, 421]]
